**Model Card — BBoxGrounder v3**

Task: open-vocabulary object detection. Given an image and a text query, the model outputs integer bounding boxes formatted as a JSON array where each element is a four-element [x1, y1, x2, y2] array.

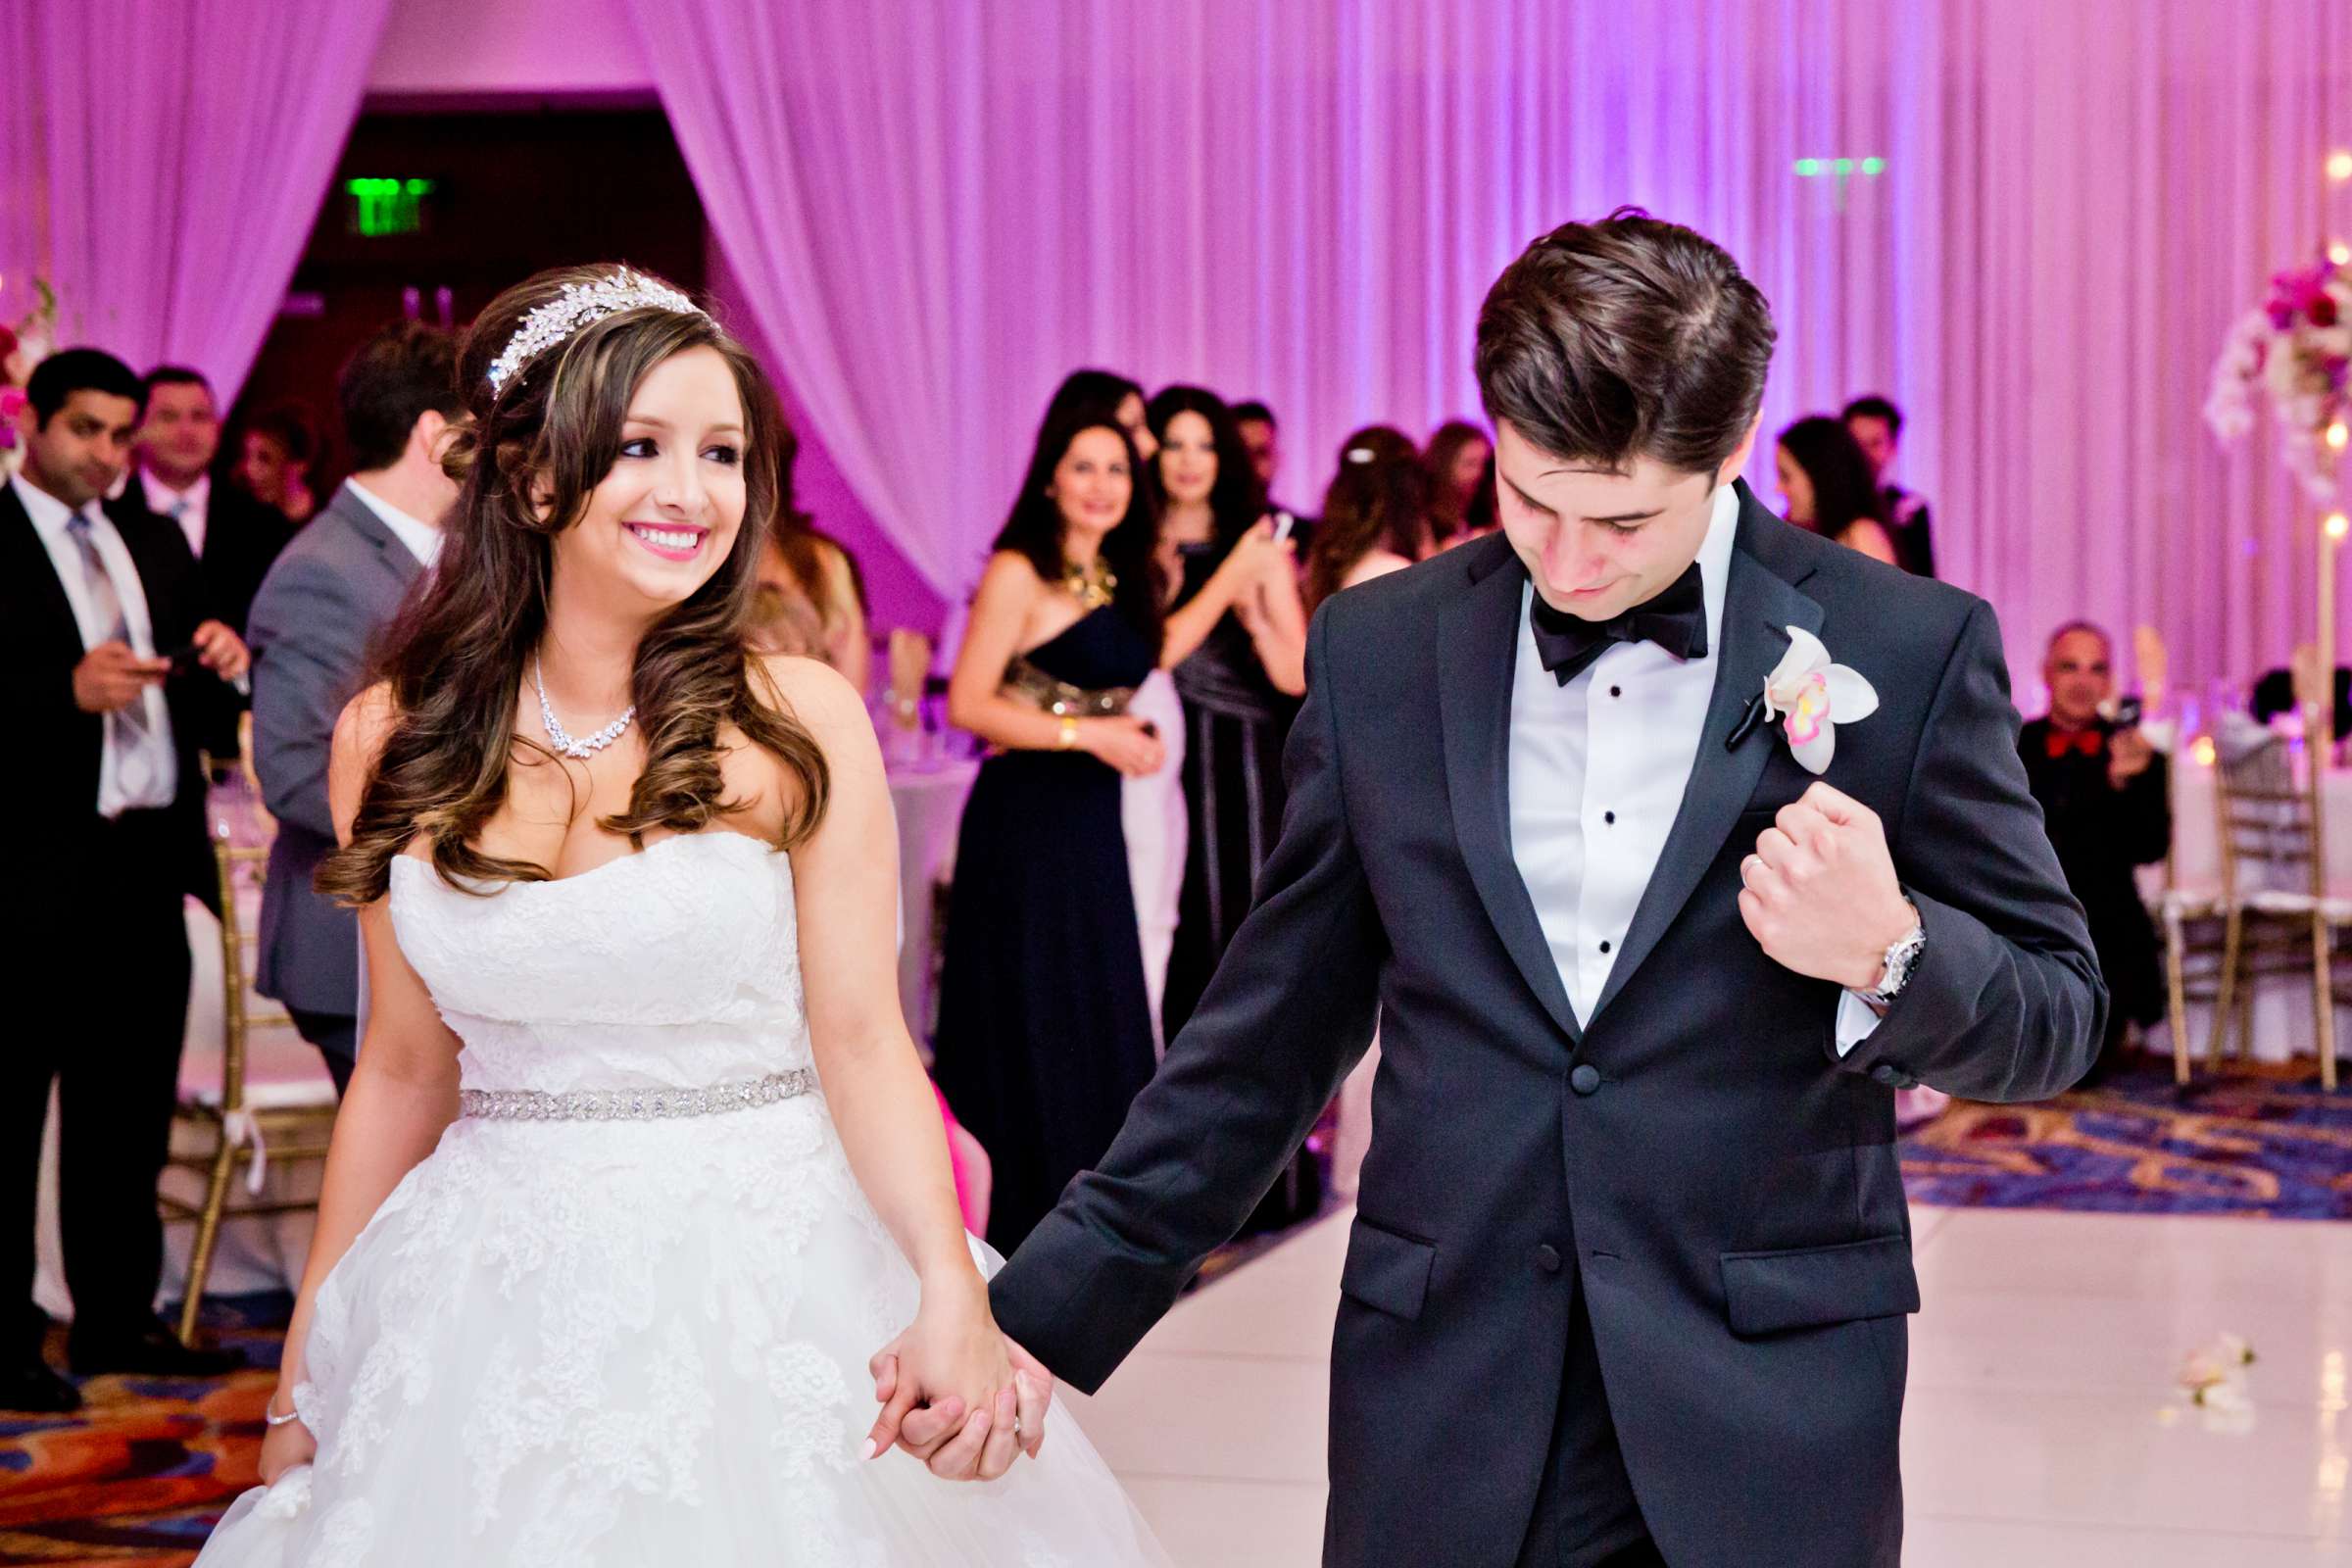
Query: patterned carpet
[[0, 1298, 283, 1567], [1900, 1056, 2352, 1219]]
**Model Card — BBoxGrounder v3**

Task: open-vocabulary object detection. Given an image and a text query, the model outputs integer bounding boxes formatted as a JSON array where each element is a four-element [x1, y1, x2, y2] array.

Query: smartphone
[[1270, 512, 1297, 545], [2115, 695, 2143, 728]]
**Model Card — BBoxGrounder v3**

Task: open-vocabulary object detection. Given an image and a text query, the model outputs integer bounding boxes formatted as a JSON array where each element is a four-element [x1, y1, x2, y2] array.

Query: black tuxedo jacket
[[990, 481, 2102, 1568], [2, 480, 234, 904], [114, 470, 294, 637]]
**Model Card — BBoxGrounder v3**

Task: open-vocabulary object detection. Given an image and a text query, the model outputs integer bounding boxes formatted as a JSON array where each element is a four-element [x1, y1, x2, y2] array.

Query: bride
[[195, 266, 1164, 1565]]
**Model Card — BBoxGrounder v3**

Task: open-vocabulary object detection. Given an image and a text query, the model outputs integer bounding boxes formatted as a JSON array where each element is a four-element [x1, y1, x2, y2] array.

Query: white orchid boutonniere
[[1762, 626, 1879, 774]]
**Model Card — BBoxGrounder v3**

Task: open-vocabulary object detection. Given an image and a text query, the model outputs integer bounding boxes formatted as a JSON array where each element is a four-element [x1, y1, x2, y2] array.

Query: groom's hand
[[1739, 782, 1918, 991], [867, 1335, 1052, 1480]]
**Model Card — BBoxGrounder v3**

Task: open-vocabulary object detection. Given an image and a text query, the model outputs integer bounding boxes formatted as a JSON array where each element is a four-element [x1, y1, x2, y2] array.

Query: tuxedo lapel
[[1594, 490, 1824, 1017], [1438, 536, 1583, 1045]]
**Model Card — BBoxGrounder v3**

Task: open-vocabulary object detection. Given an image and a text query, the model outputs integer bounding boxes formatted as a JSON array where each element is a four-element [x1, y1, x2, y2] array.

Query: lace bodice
[[388, 831, 809, 1095]]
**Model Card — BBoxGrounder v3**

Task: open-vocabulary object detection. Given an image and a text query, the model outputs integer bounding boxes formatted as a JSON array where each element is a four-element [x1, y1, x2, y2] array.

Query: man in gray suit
[[247, 321, 460, 1093]]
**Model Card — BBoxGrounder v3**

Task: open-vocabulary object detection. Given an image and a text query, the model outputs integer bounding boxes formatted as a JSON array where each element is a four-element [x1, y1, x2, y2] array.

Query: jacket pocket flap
[[1719, 1235, 1919, 1337], [1340, 1219, 1436, 1322]]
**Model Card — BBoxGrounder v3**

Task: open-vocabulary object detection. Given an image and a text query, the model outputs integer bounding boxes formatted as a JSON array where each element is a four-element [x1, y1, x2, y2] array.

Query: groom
[[878, 212, 2103, 1566]]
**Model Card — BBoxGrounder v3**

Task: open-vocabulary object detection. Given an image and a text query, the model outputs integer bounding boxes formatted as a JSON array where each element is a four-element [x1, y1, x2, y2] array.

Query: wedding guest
[[3, 349, 251, 1409], [2020, 621, 2169, 1082], [117, 366, 293, 638], [750, 436, 871, 694], [1843, 393, 1936, 577], [248, 321, 462, 1096], [1775, 415, 1899, 565], [1149, 386, 1308, 1057], [1424, 418, 1493, 548], [931, 407, 1170, 1252], [234, 404, 319, 525], [1303, 425, 1434, 610], [1233, 398, 1314, 539]]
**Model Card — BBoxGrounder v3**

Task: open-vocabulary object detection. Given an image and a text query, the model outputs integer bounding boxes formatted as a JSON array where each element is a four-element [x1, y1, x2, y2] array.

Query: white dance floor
[[1068, 1204, 2352, 1565]]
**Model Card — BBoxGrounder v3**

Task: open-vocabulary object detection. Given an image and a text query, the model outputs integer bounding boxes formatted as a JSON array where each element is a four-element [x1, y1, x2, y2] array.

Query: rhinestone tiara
[[484, 269, 706, 395]]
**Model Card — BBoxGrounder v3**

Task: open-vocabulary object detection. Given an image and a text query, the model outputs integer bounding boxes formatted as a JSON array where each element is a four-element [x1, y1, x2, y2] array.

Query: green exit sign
[[346, 177, 437, 237]]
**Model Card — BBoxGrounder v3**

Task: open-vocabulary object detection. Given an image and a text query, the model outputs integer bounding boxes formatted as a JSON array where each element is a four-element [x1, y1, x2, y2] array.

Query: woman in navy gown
[[932, 408, 1171, 1251]]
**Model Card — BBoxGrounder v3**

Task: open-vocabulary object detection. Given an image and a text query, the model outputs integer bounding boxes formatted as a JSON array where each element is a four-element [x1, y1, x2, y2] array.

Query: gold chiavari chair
[[2159, 735, 2228, 1086], [161, 800, 341, 1345], [2132, 628, 2233, 1086], [2207, 734, 2346, 1090]]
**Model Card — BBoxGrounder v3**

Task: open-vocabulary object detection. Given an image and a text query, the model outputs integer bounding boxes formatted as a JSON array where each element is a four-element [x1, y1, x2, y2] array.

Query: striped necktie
[[64, 512, 164, 799]]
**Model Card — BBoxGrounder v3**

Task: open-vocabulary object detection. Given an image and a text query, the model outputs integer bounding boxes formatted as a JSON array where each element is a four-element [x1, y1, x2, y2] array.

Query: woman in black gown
[[932, 409, 1172, 1252], [1148, 387, 1309, 1039]]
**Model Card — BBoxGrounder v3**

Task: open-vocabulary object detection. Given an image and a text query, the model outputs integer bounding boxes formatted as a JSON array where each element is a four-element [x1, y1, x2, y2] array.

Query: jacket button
[[1870, 1062, 1899, 1086], [1534, 1244, 1563, 1274], [1570, 1063, 1602, 1096]]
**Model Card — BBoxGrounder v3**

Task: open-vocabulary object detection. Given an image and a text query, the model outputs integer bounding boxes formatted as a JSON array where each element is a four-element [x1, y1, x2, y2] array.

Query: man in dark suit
[[1843, 394, 1936, 579], [248, 320, 460, 1095], [1234, 398, 1316, 549], [114, 366, 293, 638], [874, 215, 2102, 1566], [2019, 622, 2169, 1083], [2, 349, 251, 1412]]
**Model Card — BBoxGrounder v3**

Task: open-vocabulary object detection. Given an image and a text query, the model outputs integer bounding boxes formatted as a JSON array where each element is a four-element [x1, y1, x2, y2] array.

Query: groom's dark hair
[[1475, 208, 1775, 477]]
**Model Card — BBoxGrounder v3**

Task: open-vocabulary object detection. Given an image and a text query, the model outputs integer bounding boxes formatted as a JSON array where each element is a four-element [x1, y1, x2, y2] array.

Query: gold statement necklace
[[1063, 557, 1117, 611]]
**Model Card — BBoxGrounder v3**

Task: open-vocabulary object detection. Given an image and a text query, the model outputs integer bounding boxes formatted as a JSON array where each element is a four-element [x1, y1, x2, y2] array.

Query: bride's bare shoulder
[[750, 652, 868, 742]]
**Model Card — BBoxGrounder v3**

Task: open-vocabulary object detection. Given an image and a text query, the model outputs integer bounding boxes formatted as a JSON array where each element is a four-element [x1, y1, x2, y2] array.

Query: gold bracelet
[[1054, 716, 1079, 751]]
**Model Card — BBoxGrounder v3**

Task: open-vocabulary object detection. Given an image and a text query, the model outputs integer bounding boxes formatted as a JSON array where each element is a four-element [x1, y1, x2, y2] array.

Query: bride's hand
[[258, 1398, 317, 1484]]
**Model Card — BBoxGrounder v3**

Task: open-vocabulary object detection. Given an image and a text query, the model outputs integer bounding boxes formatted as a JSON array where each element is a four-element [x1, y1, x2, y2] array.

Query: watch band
[[1857, 901, 1927, 1006]]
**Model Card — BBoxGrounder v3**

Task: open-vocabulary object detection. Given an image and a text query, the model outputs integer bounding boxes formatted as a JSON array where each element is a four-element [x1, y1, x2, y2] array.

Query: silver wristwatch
[[1855, 901, 1927, 1007]]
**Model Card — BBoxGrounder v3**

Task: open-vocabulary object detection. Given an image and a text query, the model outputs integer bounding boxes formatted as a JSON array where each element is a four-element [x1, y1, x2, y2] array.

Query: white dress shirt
[[1506, 483, 1882, 1051], [144, 468, 211, 558], [345, 478, 442, 568], [14, 471, 179, 816]]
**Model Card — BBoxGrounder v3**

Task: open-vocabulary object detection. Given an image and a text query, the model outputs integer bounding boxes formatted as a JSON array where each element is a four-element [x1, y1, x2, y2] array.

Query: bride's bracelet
[[266, 1380, 317, 1428]]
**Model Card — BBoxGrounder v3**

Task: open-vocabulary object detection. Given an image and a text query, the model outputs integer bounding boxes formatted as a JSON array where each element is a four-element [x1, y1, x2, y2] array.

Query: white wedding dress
[[195, 831, 1166, 1566]]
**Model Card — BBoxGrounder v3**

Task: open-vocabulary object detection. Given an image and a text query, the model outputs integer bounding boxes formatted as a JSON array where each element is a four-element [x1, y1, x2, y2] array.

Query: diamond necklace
[[533, 655, 636, 760]]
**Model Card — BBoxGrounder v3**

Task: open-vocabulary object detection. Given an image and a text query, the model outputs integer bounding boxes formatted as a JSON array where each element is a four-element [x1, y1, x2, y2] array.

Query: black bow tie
[[1529, 563, 1708, 686]]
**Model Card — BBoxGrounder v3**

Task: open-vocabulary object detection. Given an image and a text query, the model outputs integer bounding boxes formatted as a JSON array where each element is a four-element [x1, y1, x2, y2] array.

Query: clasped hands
[[1737, 781, 1918, 992], [863, 1278, 1054, 1482]]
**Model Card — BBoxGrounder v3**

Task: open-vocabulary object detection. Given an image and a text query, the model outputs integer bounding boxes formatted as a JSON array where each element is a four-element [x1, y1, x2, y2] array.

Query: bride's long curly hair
[[318, 265, 830, 905]]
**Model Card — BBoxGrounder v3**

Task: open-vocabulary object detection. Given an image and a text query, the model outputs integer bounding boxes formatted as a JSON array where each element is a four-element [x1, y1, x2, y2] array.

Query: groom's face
[[1494, 420, 1751, 621]]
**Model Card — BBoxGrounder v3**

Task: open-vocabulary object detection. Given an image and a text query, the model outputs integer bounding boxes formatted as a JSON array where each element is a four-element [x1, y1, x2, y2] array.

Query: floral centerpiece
[[2205, 252, 2352, 501], [0, 277, 61, 476]]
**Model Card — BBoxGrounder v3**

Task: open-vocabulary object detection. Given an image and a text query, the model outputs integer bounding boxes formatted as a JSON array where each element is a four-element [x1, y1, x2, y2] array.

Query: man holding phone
[[2, 348, 250, 1413], [2020, 621, 2169, 1082]]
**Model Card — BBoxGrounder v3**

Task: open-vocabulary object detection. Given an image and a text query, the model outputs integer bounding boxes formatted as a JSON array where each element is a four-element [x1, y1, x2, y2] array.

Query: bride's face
[[551, 344, 750, 613]]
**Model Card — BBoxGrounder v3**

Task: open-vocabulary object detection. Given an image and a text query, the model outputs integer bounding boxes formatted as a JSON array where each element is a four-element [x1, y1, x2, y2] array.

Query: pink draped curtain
[[0, 0, 394, 401], [638, 0, 2349, 694]]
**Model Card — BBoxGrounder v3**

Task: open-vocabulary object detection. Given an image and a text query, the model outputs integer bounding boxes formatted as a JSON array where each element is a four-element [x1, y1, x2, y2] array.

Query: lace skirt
[[193, 1097, 1166, 1566]]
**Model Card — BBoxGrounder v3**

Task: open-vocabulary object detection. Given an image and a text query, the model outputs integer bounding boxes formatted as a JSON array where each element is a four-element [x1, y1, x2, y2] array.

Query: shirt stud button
[[1598, 940, 1612, 954], [1604, 811, 1616, 824]]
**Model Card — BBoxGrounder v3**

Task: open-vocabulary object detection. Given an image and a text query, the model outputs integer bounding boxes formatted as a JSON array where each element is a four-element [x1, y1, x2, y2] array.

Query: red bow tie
[[2045, 728, 2104, 759]]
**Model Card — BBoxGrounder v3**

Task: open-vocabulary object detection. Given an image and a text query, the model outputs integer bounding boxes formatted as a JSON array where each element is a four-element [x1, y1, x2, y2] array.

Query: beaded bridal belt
[[458, 1068, 820, 1123]]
